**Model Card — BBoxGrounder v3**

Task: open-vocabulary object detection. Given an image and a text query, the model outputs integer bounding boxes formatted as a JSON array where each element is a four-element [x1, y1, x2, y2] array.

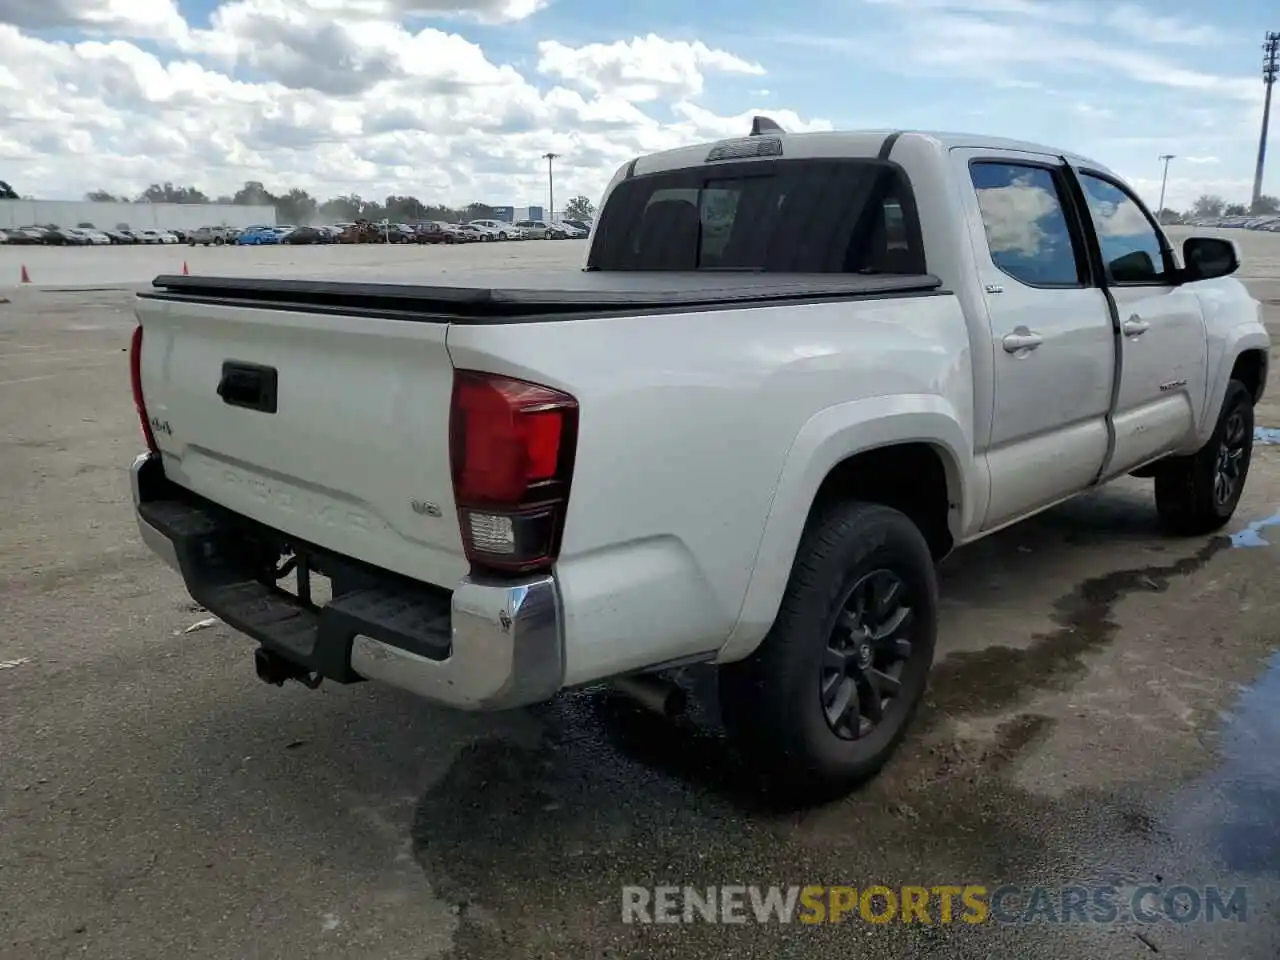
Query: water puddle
[[1164, 652, 1280, 877], [1254, 426, 1280, 446], [1230, 512, 1280, 547]]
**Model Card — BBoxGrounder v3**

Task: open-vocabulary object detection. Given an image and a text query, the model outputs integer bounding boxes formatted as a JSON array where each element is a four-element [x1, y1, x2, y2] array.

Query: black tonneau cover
[[140, 270, 946, 323]]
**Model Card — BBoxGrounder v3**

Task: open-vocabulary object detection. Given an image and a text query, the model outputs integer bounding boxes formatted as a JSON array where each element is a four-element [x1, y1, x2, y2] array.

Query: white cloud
[[669, 101, 834, 139], [859, 0, 1093, 24], [975, 176, 1061, 256], [536, 34, 764, 102], [882, 14, 1260, 102], [1103, 5, 1232, 46], [0, 0, 191, 43], [0, 12, 827, 207], [1070, 103, 1114, 120]]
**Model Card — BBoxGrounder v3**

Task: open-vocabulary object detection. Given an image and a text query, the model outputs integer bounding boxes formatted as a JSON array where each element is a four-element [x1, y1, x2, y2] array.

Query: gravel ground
[[1, 233, 1279, 960]]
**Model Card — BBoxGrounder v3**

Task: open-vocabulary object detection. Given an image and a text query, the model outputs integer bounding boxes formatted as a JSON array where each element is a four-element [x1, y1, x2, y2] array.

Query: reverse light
[[449, 370, 578, 575], [130, 324, 158, 454]]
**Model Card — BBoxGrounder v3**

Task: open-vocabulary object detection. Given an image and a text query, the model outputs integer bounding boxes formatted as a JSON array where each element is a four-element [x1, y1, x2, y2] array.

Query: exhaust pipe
[[611, 673, 687, 719], [254, 648, 322, 689]]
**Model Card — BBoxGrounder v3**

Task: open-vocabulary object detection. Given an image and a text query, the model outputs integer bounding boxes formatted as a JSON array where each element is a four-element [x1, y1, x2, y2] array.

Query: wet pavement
[[1, 237, 1279, 959]]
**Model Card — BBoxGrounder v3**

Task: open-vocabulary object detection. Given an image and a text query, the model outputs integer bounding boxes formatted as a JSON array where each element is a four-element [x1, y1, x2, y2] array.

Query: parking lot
[[0, 236, 589, 289], [2, 233, 1279, 959]]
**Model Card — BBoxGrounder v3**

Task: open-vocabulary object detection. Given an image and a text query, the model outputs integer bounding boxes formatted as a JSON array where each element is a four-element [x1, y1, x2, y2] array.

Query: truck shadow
[[569, 483, 1224, 798], [397, 483, 1230, 828], [400, 484, 1247, 957]]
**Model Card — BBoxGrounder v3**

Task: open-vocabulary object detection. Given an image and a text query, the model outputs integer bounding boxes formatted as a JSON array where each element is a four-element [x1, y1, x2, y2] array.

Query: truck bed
[[140, 270, 947, 322]]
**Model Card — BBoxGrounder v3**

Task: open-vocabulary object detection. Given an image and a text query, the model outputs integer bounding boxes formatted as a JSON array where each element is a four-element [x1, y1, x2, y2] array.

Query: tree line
[[80, 181, 596, 225], [1157, 194, 1280, 223]]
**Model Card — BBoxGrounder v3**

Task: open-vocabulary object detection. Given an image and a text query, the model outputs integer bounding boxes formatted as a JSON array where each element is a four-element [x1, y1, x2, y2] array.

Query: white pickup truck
[[129, 122, 1269, 798]]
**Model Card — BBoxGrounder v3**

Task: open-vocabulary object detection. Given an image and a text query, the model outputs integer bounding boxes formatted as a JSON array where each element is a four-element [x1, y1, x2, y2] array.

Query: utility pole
[[542, 152, 559, 220], [1253, 31, 1279, 212], [1157, 154, 1175, 221]]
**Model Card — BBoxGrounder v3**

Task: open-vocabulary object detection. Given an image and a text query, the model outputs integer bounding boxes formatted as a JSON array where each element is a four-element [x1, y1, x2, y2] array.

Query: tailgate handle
[[217, 361, 278, 413]]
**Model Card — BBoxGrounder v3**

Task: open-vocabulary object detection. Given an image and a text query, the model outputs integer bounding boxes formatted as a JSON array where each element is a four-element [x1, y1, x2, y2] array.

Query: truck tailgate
[[134, 296, 469, 589]]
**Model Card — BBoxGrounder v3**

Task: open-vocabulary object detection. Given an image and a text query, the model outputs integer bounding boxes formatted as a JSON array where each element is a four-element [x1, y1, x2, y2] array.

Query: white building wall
[[0, 200, 277, 231]]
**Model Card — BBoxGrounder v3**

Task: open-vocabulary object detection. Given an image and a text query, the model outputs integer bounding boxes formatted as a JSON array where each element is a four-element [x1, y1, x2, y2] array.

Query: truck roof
[[631, 128, 1111, 180]]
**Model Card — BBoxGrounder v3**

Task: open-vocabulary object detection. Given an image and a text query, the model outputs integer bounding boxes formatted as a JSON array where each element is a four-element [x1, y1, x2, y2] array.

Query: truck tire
[[719, 501, 937, 799], [1154, 379, 1254, 535]]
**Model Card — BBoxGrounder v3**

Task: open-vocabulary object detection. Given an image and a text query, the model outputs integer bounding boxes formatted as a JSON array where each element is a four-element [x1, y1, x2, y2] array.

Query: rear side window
[[969, 162, 1084, 287], [587, 158, 925, 274]]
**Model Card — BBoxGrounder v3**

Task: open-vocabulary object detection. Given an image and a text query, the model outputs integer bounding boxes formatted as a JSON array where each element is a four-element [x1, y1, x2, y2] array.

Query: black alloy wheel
[[1214, 408, 1248, 507], [820, 569, 915, 740]]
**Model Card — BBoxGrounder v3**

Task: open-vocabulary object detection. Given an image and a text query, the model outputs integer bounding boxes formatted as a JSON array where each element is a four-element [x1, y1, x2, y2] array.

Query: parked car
[[236, 226, 283, 245], [136, 229, 179, 245], [106, 229, 138, 244], [190, 226, 237, 246], [1, 227, 43, 245], [411, 221, 459, 244], [74, 228, 112, 245], [560, 219, 593, 237], [515, 218, 566, 239], [333, 221, 376, 243], [383, 223, 418, 243], [27, 226, 70, 245], [555, 221, 589, 239], [468, 219, 519, 240], [454, 224, 498, 242], [125, 124, 1270, 800], [282, 226, 329, 245], [60, 228, 97, 246], [514, 218, 560, 239]]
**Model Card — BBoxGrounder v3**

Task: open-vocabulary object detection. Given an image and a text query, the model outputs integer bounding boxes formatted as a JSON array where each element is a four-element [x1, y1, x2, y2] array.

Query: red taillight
[[449, 370, 578, 574], [130, 324, 158, 454]]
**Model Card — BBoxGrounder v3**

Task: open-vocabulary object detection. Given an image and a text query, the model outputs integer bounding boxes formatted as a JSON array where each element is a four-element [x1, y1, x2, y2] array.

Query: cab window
[[969, 161, 1084, 287], [1077, 172, 1170, 284]]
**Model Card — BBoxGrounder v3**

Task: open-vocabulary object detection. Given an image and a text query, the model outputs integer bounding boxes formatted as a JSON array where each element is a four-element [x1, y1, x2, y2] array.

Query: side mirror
[[1181, 236, 1240, 282]]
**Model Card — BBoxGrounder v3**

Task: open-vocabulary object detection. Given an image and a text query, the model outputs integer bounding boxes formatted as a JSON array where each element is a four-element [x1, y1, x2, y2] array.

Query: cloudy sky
[[0, 0, 1274, 212]]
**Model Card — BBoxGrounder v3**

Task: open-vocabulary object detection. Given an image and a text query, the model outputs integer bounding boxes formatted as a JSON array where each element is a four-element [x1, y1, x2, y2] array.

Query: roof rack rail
[[750, 115, 785, 136]]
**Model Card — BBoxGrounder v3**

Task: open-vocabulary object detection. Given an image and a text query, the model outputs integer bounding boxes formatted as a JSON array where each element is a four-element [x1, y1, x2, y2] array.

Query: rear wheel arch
[[720, 423, 967, 665], [807, 442, 960, 562]]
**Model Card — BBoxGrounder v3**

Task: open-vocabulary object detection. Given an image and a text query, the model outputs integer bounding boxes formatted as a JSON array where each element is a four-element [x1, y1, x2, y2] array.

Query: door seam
[[1060, 159, 1122, 484]]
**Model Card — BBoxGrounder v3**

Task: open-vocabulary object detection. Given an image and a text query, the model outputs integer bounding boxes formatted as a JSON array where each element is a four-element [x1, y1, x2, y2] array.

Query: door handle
[[1002, 327, 1043, 353], [1123, 316, 1150, 337]]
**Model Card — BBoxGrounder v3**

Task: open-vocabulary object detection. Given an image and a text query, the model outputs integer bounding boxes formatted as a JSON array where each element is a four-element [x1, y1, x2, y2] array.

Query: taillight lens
[[449, 370, 578, 574], [130, 324, 158, 454]]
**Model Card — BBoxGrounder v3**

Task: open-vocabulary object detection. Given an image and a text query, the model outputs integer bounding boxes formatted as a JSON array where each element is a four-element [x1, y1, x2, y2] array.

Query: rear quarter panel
[[446, 293, 974, 683]]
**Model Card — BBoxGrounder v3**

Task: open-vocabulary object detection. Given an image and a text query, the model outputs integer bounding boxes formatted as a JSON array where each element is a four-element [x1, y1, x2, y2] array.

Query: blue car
[[236, 226, 282, 245]]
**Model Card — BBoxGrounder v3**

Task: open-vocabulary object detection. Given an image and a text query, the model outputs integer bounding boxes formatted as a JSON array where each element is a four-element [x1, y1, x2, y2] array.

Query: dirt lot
[[2, 235, 1279, 960]]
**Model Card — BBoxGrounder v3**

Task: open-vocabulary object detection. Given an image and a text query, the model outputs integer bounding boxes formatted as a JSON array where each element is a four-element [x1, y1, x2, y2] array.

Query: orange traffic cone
[[182, 261, 189, 275], [20, 264, 30, 283]]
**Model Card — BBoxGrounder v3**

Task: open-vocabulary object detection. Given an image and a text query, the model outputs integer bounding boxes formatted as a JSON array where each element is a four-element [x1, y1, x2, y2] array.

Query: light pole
[[542, 152, 559, 220], [1253, 31, 1278, 211], [1157, 154, 1175, 222]]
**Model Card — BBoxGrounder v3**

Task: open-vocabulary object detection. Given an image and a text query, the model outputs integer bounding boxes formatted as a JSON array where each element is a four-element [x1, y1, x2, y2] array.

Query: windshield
[[587, 157, 924, 273]]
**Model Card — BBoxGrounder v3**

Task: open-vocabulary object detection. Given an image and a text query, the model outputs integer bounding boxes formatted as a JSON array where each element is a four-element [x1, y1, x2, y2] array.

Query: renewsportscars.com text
[[621, 885, 1248, 925]]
